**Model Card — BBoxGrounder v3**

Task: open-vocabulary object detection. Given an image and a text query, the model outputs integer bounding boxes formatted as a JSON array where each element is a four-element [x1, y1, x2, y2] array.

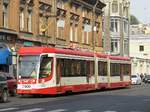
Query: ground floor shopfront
[[131, 57, 150, 76], [0, 29, 104, 77]]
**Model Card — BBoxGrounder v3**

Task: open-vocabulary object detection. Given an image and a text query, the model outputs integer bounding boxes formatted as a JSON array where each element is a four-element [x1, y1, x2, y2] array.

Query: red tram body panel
[[17, 47, 131, 95]]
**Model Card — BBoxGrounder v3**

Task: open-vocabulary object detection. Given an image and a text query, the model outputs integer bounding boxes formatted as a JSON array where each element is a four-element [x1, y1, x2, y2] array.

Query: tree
[[130, 15, 140, 25]]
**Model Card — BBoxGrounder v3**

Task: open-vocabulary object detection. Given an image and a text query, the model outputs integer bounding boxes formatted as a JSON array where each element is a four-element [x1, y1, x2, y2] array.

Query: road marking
[[130, 110, 142, 112], [47, 109, 67, 112], [143, 99, 150, 101], [104, 110, 117, 112], [76, 110, 92, 112], [16, 108, 43, 112], [0, 108, 18, 111]]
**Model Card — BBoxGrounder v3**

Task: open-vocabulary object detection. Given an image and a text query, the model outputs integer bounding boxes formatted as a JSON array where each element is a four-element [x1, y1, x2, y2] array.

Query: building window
[[70, 13, 79, 42], [82, 21, 91, 44], [27, 11, 32, 32], [124, 20, 128, 34], [70, 25, 73, 41], [3, 4, 9, 28], [139, 45, 144, 52], [75, 25, 78, 42], [19, 10, 25, 31], [111, 39, 119, 53], [57, 19, 65, 39], [112, 0, 118, 13], [110, 19, 119, 33], [70, 24, 78, 42], [123, 7, 128, 17], [82, 27, 89, 44]]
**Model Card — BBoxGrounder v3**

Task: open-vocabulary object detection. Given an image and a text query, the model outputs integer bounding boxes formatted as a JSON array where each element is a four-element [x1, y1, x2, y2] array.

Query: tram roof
[[109, 55, 130, 61], [18, 47, 94, 57], [19, 47, 131, 61], [96, 53, 130, 61]]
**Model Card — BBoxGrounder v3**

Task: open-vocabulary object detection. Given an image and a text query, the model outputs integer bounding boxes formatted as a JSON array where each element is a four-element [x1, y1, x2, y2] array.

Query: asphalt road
[[0, 84, 150, 112]]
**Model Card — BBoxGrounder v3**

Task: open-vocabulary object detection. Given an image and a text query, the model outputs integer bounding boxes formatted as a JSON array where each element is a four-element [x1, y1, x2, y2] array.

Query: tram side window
[[67, 60, 86, 77], [123, 64, 130, 76], [56, 59, 64, 84], [80, 61, 86, 76], [39, 57, 52, 78], [57, 59, 88, 77], [98, 61, 107, 76], [110, 63, 121, 76]]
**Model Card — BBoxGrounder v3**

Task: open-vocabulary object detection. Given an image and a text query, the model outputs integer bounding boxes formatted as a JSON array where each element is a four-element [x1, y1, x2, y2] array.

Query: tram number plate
[[23, 85, 31, 88]]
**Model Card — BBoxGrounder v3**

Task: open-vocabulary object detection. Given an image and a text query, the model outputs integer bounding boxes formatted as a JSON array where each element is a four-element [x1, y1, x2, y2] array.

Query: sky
[[130, 0, 150, 24]]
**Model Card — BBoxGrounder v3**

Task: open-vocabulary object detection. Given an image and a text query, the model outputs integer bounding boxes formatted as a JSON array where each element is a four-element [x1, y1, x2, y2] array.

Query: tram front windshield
[[18, 55, 40, 79], [18, 55, 53, 79]]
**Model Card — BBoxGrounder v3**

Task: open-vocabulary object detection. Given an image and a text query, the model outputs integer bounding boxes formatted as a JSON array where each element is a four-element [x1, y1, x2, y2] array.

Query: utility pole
[[51, 0, 57, 46], [92, 0, 99, 51], [120, 2, 124, 56], [127, 1, 130, 56], [104, 1, 111, 54], [92, 0, 99, 89]]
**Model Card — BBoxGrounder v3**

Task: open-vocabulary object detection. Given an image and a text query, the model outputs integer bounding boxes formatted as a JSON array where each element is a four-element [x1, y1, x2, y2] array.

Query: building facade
[[103, 0, 130, 56], [0, 0, 105, 52], [130, 24, 150, 35], [130, 35, 150, 75], [0, 0, 105, 75]]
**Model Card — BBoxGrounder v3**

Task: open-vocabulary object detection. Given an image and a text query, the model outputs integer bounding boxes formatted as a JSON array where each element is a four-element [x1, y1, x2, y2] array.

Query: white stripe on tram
[[76, 110, 92, 112], [47, 109, 67, 112], [16, 108, 43, 112], [0, 108, 18, 112]]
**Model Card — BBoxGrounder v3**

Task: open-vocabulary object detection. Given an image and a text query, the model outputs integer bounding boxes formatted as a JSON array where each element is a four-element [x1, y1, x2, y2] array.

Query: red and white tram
[[17, 47, 131, 95]]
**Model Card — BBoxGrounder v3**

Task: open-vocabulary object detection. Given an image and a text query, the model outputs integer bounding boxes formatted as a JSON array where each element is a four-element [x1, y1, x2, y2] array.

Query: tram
[[17, 47, 131, 95]]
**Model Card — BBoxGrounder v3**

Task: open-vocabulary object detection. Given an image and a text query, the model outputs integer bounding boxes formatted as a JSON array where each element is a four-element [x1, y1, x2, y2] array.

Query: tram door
[[120, 64, 124, 81], [97, 61, 108, 85], [86, 61, 95, 84], [56, 59, 64, 92]]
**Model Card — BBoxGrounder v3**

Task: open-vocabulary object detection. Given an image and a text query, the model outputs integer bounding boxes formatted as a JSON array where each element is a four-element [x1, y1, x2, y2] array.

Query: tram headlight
[[32, 79, 36, 83], [42, 79, 45, 83]]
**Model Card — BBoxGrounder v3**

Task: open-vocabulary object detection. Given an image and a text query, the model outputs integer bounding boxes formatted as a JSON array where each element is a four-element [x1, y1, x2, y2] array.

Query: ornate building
[[103, 0, 130, 56], [0, 0, 105, 52], [130, 35, 150, 75], [0, 0, 105, 75]]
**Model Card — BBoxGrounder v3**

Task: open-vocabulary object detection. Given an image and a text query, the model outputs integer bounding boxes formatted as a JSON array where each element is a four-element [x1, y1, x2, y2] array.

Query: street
[[0, 84, 150, 112]]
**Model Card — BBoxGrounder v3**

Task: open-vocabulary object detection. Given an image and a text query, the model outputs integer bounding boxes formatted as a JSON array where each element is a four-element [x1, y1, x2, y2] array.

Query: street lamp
[[92, 0, 100, 51], [103, 0, 111, 54], [125, 1, 130, 56], [92, 0, 101, 89], [120, 0, 130, 56]]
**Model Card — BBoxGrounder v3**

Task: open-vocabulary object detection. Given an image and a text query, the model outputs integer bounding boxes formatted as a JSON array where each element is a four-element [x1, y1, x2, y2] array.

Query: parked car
[[131, 75, 142, 85], [5, 73, 17, 96], [0, 73, 8, 102], [143, 75, 150, 83]]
